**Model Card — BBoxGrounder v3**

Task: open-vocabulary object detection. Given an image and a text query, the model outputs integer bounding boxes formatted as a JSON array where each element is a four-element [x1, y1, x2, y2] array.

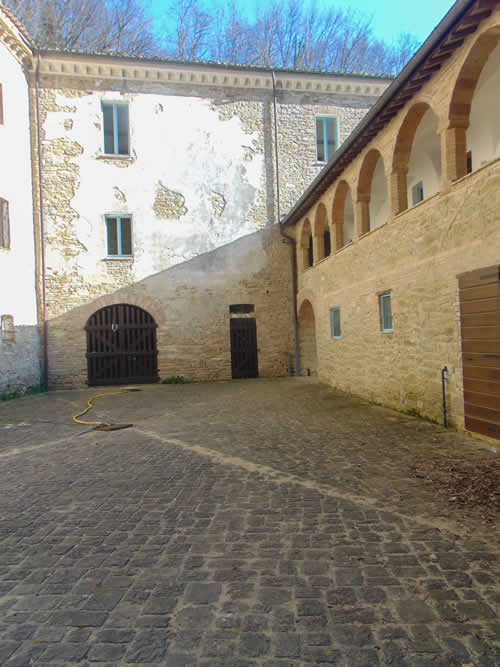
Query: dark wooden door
[[459, 265, 500, 440], [86, 304, 159, 386], [230, 318, 258, 379]]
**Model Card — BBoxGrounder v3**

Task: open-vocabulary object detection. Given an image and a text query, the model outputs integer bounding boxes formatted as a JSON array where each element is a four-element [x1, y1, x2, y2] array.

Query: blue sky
[[150, 0, 456, 45], [316, 0, 456, 43]]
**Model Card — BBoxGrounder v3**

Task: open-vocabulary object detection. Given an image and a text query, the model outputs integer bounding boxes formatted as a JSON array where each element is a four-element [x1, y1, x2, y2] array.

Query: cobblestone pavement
[[0, 378, 499, 665]]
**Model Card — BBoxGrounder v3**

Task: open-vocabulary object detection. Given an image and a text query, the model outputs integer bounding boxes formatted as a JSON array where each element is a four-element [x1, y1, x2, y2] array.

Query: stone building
[[0, 8, 40, 394], [1, 0, 498, 445], [0, 5, 391, 393], [282, 0, 500, 441]]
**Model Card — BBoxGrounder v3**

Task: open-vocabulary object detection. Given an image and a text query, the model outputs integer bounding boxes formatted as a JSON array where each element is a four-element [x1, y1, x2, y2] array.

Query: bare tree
[[161, 0, 420, 75], [163, 0, 212, 60], [6, 0, 420, 73], [5, 0, 156, 55]]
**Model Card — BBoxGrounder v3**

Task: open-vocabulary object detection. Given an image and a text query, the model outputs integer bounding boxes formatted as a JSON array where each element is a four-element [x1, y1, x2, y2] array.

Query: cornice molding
[[38, 54, 390, 97], [0, 11, 33, 68]]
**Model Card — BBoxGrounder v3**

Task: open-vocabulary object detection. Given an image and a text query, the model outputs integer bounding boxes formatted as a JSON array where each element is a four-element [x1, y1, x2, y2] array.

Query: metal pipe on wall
[[35, 54, 49, 391]]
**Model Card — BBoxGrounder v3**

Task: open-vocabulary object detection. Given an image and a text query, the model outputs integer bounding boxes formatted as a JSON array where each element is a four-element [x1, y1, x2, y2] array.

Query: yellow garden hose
[[72, 389, 139, 428]]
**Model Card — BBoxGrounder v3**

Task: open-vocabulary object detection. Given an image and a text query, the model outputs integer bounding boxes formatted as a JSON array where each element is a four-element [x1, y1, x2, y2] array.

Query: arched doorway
[[298, 299, 318, 376], [86, 304, 159, 386]]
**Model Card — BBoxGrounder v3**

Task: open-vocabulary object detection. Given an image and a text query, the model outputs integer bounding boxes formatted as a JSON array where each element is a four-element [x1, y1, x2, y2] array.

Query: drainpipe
[[281, 228, 301, 377], [271, 71, 281, 224], [441, 366, 448, 428], [272, 71, 300, 376], [35, 54, 49, 391]]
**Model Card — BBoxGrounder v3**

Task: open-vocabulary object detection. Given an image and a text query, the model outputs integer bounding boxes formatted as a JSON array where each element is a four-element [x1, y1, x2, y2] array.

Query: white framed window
[[102, 102, 129, 155], [0, 198, 10, 249], [379, 292, 392, 332], [316, 116, 338, 162], [330, 307, 341, 338], [105, 215, 132, 256], [411, 181, 424, 206]]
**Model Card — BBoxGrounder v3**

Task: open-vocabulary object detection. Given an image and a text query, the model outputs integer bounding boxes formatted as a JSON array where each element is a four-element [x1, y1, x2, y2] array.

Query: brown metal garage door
[[459, 265, 500, 440]]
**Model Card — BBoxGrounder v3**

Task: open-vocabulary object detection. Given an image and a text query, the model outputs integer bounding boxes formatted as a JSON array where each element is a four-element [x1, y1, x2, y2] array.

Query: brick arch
[[357, 148, 387, 234], [299, 217, 314, 269], [332, 180, 354, 248], [358, 148, 385, 198], [297, 288, 316, 314], [448, 24, 500, 180], [313, 202, 331, 260], [297, 297, 318, 377], [392, 101, 440, 214], [393, 102, 432, 172]]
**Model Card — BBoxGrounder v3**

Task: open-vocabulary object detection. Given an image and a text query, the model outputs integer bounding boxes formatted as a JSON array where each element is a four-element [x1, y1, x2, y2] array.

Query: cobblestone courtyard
[[0, 378, 499, 665]]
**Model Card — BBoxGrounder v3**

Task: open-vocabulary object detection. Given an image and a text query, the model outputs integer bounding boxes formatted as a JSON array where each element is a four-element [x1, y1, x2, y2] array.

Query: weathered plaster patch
[[242, 142, 259, 161], [64, 119, 73, 130], [113, 186, 127, 202], [209, 191, 226, 217], [153, 181, 188, 219], [211, 100, 264, 142]]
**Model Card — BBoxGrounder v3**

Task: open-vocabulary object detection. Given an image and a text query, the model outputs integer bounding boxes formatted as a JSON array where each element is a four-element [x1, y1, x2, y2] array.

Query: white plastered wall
[[467, 41, 500, 170], [369, 156, 389, 230], [407, 108, 441, 205], [0, 42, 40, 391], [43, 90, 265, 282]]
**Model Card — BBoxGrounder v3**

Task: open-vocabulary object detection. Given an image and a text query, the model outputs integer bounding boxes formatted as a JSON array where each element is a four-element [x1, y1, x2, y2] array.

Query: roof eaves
[[281, 0, 480, 228], [38, 49, 395, 81], [0, 2, 34, 50]]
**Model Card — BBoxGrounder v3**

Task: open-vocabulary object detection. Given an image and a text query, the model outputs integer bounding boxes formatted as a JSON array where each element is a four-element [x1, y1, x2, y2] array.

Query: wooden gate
[[86, 304, 159, 386], [459, 265, 500, 440], [230, 318, 258, 379]]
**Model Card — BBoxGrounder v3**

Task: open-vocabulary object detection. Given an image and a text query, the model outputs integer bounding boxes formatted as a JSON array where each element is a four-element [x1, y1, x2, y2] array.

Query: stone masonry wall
[[276, 93, 375, 215], [47, 226, 295, 388], [35, 68, 381, 387], [297, 162, 500, 428], [0, 326, 41, 395], [291, 11, 500, 431]]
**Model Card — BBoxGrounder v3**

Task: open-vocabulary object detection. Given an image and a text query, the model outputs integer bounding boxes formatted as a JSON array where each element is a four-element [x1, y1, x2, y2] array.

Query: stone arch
[[298, 298, 317, 376], [448, 25, 500, 180], [357, 148, 388, 233], [392, 101, 442, 214], [313, 202, 331, 261], [299, 218, 314, 269], [332, 180, 354, 248]]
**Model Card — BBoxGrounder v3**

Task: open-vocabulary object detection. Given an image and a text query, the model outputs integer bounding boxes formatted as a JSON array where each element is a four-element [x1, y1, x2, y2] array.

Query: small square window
[[330, 307, 341, 338], [411, 181, 424, 205], [102, 102, 129, 155], [379, 293, 392, 332], [316, 116, 337, 162], [106, 216, 132, 256], [0, 198, 10, 249]]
